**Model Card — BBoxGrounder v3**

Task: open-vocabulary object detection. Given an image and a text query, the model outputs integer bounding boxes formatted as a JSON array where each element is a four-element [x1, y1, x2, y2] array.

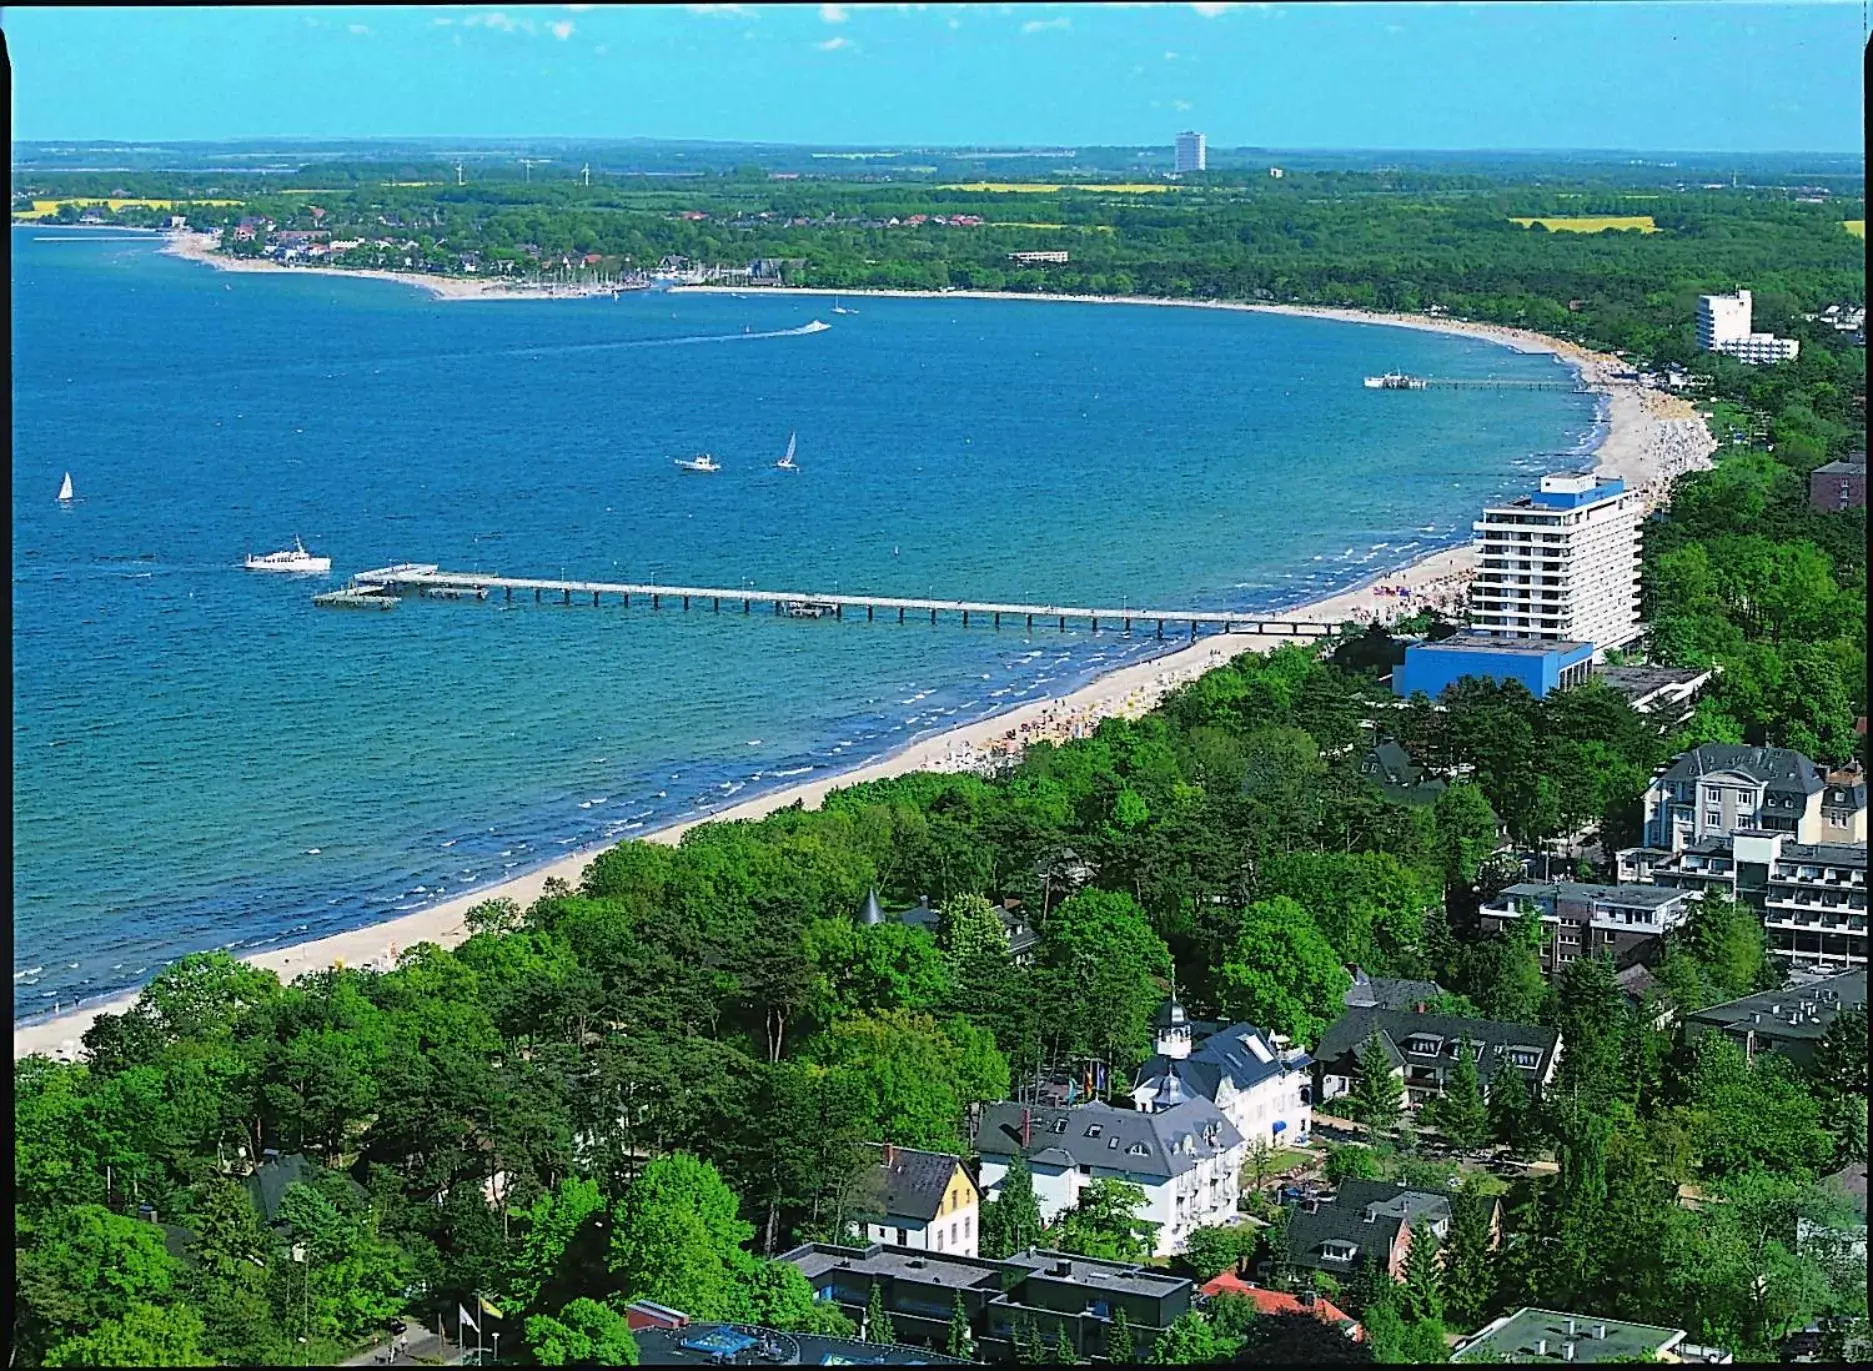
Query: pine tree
[[1426, 1038, 1489, 1152], [1351, 1030, 1404, 1143], [946, 1290, 973, 1358], [1106, 1306, 1134, 1365], [982, 1155, 1046, 1259], [1348, 1251, 1390, 1318], [1399, 1218, 1445, 1323], [1014, 1314, 1046, 1365], [1442, 1182, 1498, 1326], [865, 1282, 895, 1346], [1487, 1064, 1531, 1157]]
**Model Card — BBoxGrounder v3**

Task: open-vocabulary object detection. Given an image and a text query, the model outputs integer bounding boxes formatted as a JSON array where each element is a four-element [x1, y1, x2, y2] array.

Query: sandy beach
[[14, 269, 1716, 1061]]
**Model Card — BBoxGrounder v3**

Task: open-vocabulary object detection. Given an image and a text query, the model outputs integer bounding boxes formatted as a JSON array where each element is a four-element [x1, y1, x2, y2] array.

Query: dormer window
[[1051, 1119, 1069, 1134], [1508, 1049, 1539, 1069], [1107, 1136, 1120, 1149], [1085, 1125, 1103, 1138], [1128, 1143, 1150, 1156], [1405, 1036, 1442, 1056], [1321, 1241, 1358, 1262]]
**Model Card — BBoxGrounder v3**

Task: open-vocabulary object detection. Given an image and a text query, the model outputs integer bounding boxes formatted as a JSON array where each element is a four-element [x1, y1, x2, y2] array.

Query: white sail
[[778, 432, 797, 469], [57, 472, 73, 502]]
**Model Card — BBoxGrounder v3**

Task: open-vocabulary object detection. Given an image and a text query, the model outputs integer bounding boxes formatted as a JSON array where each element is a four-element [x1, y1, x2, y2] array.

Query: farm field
[[940, 181, 1177, 193], [1510, 214, 1660, 232], [1846, 219, 1866, 238], [13, 195, 243, 219]]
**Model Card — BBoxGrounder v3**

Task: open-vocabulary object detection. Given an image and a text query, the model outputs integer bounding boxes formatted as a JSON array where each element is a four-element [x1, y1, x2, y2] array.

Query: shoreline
[[12, 268, 1716, 1060]]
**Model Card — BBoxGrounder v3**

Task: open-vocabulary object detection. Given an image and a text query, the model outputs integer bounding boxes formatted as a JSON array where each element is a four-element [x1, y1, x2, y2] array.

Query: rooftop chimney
[[1536, 1339, 1547, 1356], [1564, 1341, 1576, 1362], [1021, 1108, 1033, 1148], [884, 1143, 898, 1169], [1566, 1319, 1576, 1337], [1594, 1324, 1606, 1340], [1299, 1290, 1317, 1308]]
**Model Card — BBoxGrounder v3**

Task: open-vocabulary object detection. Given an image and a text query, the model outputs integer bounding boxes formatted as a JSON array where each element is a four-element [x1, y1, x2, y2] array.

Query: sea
[[11, 226, 1602, 1018]]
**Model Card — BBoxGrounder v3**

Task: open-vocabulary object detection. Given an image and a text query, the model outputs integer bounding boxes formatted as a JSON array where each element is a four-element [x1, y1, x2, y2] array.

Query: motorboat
[[831, 298, 858, 316], [674, 453, 721, 472], [244, 536, 331, 574], [776, 432, 799, 471]]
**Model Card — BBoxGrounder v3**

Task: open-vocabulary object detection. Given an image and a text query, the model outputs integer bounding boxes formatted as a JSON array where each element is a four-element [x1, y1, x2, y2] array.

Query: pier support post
[[898, 607, 905, 623], [683, 596, 690, 611], [593, 592, 599, 607], [867, 605, 874, 621], [714, 597, 720, 612], [1124, 617, 1131, 633], [1091, 617, 1098, 633], [1027, 614, 1033, 630], [623, 592, 630, 608], [563, 589, 571, 605], [1157, 620, 1164, 638], [836, 604, 844, 620], [653, 594, 660, 610], [505, 587, 512, 602], [994, 612, 1001, 629], [775, 601, 782, 615], [1189, 620, 1197, 638], [1058, 616, 1065, 632], [535, 588, 541, 603], [930, 608, 937, 625], [963, 610, 969, 627], [744, 599, 750, 614]]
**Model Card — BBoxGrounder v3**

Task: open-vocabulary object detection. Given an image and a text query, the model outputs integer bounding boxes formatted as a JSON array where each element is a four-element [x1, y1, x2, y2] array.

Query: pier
[[338, 566, 1345, 640], [1424, 377, 1583, 392]]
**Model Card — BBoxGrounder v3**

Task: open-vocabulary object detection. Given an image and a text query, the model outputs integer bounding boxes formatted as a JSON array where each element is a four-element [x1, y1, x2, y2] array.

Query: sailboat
[[831, 297, 857, 316], [775, 433, 799, 471], [57, 472, 74, 503]]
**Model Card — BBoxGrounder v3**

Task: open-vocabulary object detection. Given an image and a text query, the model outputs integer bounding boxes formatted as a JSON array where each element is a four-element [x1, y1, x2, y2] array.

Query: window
[[1321, 1241, 1358, 1262], [1085, 1124, 1103, 1138], [951, 1223, 959, 1245], [1707, 811, 1722, 827], [935, 1230, 944, 1252], [965, 1215, 972, 1239], [1107, 1137, 1120, 1149], [1051, 1119, 1068, 1134], [1078, 1164, 1091, 1176], [1128, 1143, 1150, 1157], [1508, 1049, 1539, 1069], [897, 1228, 908, 1245]]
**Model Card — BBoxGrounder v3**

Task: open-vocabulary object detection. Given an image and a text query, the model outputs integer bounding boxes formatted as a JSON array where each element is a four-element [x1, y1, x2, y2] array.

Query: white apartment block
[[1174, 131, 1206, 174], [1697, 288, 1800, 366], [1468, 471, 1643, 656], [975, 1099, 1243, 1258]]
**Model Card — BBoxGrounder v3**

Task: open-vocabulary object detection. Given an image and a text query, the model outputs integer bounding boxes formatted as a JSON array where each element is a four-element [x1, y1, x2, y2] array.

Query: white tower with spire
[[1152, 978, 1192, 1061]]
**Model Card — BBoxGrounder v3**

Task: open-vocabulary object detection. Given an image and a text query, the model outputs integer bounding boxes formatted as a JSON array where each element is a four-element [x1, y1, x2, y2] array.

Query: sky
[[3, 3, 1866, 153]]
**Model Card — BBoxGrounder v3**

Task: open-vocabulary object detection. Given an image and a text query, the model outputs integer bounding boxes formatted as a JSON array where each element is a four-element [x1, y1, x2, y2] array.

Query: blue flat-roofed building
[[1395, 632, 1593, 700]]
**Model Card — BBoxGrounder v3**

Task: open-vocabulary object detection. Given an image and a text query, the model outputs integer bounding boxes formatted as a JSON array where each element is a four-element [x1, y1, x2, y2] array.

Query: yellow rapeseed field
[[14, 196, 244, 219], [1510, 215, 1659, 233], [1845, 220, 1866, 239], [940, 182, 1175, 194]]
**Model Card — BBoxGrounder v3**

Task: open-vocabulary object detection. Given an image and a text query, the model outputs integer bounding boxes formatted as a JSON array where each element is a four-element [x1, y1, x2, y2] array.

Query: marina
[[336, 565, 1346, 639]]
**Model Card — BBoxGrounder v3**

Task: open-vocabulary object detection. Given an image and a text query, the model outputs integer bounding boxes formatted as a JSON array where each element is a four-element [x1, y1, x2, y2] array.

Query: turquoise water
[[11, 227, 1599, 1017]]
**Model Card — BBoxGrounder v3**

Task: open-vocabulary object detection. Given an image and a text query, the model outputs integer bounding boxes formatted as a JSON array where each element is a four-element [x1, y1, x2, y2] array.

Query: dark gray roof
[[850, 1144, 963, 1224], [975, 1098, 1241, 1180], [860, 889, 886, 926], [632, 1322, 970, 1365], [1134, 1023, 1311, 1106], [1686, 968, 1866, 1043], [1815, 459, 1868, 475], [1660, 744, 1824, 796], [244, 1153, 365, 1226], [1595, 665, 1712, 704], [1345, 968, 1444, 1010], [1152, 993, 1190, 1030], [1315, 1007, 1559, 1089], [1773, 841, 1869, 868], [1823, 780, 1867, 809], [1825, 1162, 1867, 1225], [1286, 1180, 1462, 1273], [1000, 1247, 1192, 1299]]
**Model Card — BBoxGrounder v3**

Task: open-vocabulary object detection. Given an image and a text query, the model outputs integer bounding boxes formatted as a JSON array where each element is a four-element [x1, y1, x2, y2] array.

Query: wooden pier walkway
[[344, 565, 1343, 640], [1424, 377, 1581, 392]]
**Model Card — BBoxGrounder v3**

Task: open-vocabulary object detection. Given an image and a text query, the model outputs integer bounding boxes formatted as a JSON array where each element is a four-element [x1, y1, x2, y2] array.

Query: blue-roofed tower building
[[1132, 1000, 1313, 1150]]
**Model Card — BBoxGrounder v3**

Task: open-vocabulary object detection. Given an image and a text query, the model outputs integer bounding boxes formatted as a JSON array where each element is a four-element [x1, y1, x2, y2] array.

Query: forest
[[11, 168, 1867, 1367]]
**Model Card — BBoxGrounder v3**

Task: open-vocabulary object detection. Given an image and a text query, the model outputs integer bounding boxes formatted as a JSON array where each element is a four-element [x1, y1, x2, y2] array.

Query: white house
[[974, 1097, 1243, 1259], [1131, 994, 1312, 1149], [847, 1143, 981, 1259]]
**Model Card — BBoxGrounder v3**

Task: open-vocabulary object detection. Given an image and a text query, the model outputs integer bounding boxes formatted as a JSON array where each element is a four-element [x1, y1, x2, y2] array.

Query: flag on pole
[[477, 1295, 503, 1321], [459, 1303, 479, 1335]]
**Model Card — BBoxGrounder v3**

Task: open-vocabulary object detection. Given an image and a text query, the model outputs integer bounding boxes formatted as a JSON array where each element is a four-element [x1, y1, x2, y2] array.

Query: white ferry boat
[[244, 536, 331, 574]]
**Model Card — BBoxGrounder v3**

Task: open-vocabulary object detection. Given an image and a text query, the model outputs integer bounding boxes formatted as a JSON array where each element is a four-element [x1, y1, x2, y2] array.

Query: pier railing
[[340, 566, 1346, 640]]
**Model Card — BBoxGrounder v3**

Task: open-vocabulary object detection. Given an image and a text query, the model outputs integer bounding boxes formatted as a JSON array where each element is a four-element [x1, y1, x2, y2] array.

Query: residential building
[[1594, 665, 1715, 724], [1131, 994, 1313, 1148], [244, 1151, 367, 1231], [632, 1321, 968, 1365], [783, 1240, 1192, 1363], [1632, 745, 1836, 851], [1682, 968, 1866, 1069], [974, 1097, 1243, 1257], [1824, 763, 1869, 844], [1804, 1161, 1867, 1261], [1174, 131, 1207, 173], [1455, 1308, 1732, 1364], [1007, 250, 1069, 265], [858, 889, 1038, 963], [1197, 1271, 1362, 1342], [1283, 1179, 1500, 1283], [1313, 1006, 1560, 1110], [1357, 740, 1448, 806], [1468, 471, 1644, 655], [1479, 881, 1700, 976], [1344, 968, 1443, 1012], [1395, 632, 1595, 700], [1810, 458, 1866, 512], [1697, 288, 1799, 366], [847, 1143, 980, 1258]]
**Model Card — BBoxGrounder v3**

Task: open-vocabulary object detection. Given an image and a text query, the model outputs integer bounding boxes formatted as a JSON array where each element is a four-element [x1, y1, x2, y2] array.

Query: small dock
[[338, 566, 1344, 640]]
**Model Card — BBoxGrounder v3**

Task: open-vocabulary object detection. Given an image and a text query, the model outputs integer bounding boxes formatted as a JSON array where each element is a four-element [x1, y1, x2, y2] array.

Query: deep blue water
[[11, 227, 1599, 1017]]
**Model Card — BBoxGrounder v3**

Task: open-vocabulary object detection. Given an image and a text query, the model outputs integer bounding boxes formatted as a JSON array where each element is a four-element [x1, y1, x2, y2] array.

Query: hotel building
[[1467, 471, 1644, 657], [1174, 131, 1206, 174], [1696, 288, 1800, 365]]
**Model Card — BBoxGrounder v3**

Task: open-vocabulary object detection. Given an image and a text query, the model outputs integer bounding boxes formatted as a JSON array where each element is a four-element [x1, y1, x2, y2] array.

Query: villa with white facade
[[1131, 994, 1312, 1149]]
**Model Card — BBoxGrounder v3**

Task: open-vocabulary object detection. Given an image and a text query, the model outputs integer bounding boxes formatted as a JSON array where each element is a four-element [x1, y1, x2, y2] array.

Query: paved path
[[342, 1329, 464, 1366]]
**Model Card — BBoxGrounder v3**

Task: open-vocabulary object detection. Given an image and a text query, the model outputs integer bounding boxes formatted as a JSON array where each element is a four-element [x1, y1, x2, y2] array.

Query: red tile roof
[[1199, 1272, 1364, 1341]]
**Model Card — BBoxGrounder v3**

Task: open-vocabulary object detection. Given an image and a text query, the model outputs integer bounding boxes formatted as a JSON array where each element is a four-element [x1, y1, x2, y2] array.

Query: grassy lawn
[[1510, 215, 1659, 233]]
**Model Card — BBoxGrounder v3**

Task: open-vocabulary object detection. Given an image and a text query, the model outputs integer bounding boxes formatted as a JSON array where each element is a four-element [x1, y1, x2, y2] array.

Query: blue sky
[[4, 3, 1864, 152]]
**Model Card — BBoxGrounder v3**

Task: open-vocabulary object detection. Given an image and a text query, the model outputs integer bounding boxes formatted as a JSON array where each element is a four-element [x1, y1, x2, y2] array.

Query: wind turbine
[[581, 162, 591, 187], [455, 160, 465, 187], [519, 158, 552, 183]]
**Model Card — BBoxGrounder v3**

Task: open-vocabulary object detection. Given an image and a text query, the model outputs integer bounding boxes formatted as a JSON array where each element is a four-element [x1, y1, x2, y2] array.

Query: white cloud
[[549, 19, 575, 38], [595, 42, 609, 53], [566, 3, 595, 10], [348, 23, 373, 34], [1174, 99, 1193, 110], [1163, 49, 1177, 59], [432, 16, 454, 25], [1021, 16, 1070, 32], [465, 11, 531, 32], [820, 3, 849, 20], [1190, 2, 1239, 15], [817, 34, 854, 49], [948, 15, 960, 27], [685, 3, 752, 14]]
